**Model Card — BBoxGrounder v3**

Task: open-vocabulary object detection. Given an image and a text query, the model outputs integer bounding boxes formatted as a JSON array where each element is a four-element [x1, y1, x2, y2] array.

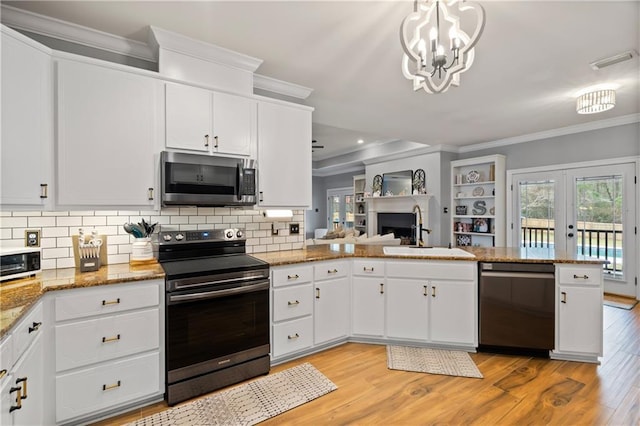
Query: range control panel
[[157, 228, 245, 244]]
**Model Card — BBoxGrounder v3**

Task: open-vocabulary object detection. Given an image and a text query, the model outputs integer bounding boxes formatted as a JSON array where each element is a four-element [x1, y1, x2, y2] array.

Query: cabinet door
[[352, 276, 385, 336], [165, 83, 212, 152], [1, 28, 52, 207], [429, 280, 476, 345], [57, 60, 161, 207], [557, 286, 602, 355], [9, 335, 43, 426], [257, 101, 312, 208], [212, 92, 255, 156], [386, 278, 429, 341], [314, 277, 349, 345]]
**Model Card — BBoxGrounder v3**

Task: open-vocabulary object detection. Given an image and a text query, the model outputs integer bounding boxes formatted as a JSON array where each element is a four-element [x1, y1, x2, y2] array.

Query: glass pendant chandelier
[[401, 0, 485, 94]]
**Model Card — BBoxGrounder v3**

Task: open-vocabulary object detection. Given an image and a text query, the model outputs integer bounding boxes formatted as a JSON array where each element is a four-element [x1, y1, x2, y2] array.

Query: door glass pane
[[575, 175, 624, 279], [344, 194, 354, 229], [329, 195, 341, 230], [519, 180, 555, 248]]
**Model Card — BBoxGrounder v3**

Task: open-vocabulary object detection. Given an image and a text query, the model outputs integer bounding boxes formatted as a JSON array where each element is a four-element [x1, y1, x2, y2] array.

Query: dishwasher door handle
[[481, 271, 555, 280]]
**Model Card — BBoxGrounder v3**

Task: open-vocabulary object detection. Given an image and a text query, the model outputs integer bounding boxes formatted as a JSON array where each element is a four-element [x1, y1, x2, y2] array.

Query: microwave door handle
[[237, 164, 244, 200]]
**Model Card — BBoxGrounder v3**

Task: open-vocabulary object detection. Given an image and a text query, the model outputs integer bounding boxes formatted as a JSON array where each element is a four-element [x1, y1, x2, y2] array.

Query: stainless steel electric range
[[154, 228, 270, 405]]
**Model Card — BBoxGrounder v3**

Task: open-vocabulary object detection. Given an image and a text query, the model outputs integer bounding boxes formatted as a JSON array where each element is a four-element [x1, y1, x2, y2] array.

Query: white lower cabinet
[[314, 276, 350, 345], [386, 278, 429, 341], [53, 279, 164, 423], [553, 264, 603, 361], [428, 279, 476, 345], [351, 276, 385, 337], [0, 303, 45, 426]]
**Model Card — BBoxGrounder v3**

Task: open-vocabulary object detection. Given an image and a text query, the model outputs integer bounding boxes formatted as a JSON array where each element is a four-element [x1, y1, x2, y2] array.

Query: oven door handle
[[168, 281, 269, 304]]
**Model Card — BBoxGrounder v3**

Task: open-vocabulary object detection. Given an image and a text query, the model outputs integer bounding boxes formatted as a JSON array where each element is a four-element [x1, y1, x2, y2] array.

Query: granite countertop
[[251, 244, 606, 266], [0, 262, 165, 338], [1, 244, 604, 339]]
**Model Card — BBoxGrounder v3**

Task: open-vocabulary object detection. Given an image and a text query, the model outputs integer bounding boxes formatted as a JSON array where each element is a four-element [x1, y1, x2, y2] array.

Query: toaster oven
[[0, 247, 41, 281]]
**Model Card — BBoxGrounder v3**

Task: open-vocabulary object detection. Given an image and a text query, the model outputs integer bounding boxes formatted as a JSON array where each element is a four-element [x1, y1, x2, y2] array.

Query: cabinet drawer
[[272, 317, 313, 358], [56, 351, 160, 423], [352, 259, 385, 277], [272, 265, 313, 288], [386, 260, 475, 280], [56, 308, 160, 372], [55, 281, 160, 321], [314, 261, 349, 281], [273, 284, 313, 322], [11, 302, 43, 363], [557, 266, 602, 286]]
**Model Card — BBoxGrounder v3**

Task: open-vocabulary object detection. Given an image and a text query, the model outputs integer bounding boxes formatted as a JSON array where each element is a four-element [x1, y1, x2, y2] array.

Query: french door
[[327, 187, 355, 230], [511, 162, 636, 297]]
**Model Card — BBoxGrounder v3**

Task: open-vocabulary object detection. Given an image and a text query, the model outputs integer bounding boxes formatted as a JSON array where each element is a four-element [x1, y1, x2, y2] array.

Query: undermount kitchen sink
[[382, 246, 476, 258]]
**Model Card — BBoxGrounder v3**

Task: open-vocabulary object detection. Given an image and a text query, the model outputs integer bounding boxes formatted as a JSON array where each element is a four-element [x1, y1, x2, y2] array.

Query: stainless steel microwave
[[161, 151, 257, 207], [0, 247, 41, 281]]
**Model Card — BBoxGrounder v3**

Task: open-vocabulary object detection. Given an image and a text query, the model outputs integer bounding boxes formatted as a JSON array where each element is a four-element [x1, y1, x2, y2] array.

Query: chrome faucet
[[412, 204, 431, 247]]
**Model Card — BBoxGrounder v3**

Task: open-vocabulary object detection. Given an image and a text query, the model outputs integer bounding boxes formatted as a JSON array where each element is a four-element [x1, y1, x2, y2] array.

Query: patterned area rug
[[128, 363, 337, 426], [387, 346, 483, 379]]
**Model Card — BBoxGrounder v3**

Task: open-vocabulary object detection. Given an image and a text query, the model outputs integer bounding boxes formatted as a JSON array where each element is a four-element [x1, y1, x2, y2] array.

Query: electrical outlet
[[25, 230, 40, 247], [290, 223, 300, 234]]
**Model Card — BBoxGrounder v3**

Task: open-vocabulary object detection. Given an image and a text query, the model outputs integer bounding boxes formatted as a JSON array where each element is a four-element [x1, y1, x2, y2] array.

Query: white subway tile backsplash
[[0, 208, 305, 269], [0, 217, 27, 228], [83, 216, 107, 226], [43, 247, 69, 259], [57, 216, 83, 227]]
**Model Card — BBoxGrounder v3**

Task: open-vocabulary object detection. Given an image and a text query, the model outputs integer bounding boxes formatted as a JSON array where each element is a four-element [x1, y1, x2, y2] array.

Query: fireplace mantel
[[365, 194, 431, 244]]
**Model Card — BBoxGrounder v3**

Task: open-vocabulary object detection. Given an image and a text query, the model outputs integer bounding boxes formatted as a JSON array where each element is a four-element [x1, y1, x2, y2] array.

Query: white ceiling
[[5, 1, 640, 165]]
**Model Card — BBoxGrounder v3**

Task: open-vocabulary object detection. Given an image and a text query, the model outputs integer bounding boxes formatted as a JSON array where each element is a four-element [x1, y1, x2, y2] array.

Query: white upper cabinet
[[257, 100, 312, 208], [165, 82, 255, 157], [0, 26, 52, 208], [56, 58, 162, 208]]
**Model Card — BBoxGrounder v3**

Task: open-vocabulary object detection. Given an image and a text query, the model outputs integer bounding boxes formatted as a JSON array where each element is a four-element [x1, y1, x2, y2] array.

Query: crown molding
[[148, 26, 262, 73], [312, 163, 365, 177], [0, 5, 155, 61], [253, 74, 313, 100], [459, 113, 640, 153]]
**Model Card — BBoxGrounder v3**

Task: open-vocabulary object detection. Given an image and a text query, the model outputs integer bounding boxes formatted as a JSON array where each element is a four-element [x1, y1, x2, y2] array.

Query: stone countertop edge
[[0, 244, 605, 339]]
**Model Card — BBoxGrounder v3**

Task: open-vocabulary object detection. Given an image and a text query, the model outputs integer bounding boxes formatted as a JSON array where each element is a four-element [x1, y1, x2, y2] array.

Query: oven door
[[166, 279, 270, 383]]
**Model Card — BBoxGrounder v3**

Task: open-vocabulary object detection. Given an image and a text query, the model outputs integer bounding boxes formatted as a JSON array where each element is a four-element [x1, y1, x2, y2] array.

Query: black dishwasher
[[479, 262, 555, 356]]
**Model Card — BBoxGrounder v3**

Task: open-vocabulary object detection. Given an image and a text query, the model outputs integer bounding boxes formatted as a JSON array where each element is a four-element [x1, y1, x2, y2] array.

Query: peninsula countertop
[[1, 245, 604, 339]]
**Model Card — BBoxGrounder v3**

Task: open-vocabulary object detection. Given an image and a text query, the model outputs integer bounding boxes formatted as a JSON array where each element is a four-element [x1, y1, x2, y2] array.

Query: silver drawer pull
[[102, 334, 121, 343], [287, 333, 299, 340], [287, 300, 300, 306], [287, 274, 299, 280], [573, 274, 589, 280], [102, 380, 121, 391], [364, 267, 374, 272], [102, 298, 120, 306], [328, 269, 338, 274]]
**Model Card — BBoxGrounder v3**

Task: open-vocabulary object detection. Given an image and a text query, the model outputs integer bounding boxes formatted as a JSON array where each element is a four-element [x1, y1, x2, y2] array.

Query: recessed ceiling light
[[590, 50, 636, 70], [357, 139, 364, 144]]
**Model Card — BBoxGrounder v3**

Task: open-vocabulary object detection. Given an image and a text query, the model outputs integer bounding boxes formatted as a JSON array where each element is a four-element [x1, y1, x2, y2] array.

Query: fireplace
[[377, 213, 416, 245]]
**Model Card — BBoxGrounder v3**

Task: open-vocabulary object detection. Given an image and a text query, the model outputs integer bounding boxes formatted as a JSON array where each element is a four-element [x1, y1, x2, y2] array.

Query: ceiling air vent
[[590, 50, 637, 70]]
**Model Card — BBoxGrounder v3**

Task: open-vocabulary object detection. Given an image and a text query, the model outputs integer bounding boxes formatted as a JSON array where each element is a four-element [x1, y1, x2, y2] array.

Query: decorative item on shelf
[[455, 174, 463, 185], [472, 186, 484, 196], [412, 169, 426, 194], [457, 234, 471, 246], [473, 218, 488, 233], [456, 192, 465, 198], [123, 218, 158, 264], [399, 0, 486, 94], [455, 205, 467, 215], [466, 170, 480, 183], [472, 200, 487, 215], [489, 206, 495, 215], [358, 204, 365, 214], [372, 174, 383, 196], [489, 164, 495, 181]]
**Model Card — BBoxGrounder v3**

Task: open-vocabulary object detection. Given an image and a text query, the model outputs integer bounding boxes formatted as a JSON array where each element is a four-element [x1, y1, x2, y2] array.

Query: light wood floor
[[94, 300, 639, 425]]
